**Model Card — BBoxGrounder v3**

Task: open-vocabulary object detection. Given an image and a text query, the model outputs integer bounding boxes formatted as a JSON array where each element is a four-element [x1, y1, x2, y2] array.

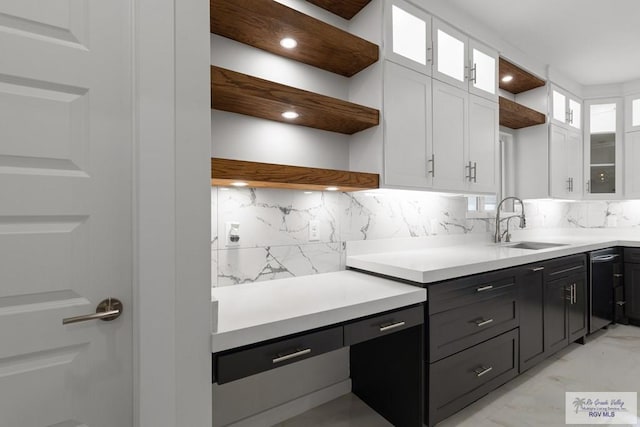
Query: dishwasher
[[589, 248, 626, 333]]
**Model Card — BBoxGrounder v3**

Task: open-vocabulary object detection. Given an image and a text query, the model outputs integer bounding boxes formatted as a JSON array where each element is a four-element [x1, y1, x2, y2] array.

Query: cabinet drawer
[[428, 269, 517, 314], [428, 329, 519, 426], [544, 254, 586, 280], [624, 248, 640, 264], [344, 305, 423, 346], [215, 327, 343, 384], [429, 291, 517, 362]]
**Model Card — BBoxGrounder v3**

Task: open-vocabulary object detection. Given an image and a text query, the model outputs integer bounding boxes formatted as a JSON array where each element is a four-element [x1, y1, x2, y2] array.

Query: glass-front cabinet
[[625, 93, 640, 133], [385, 0, 432, 75], [551, 85, 581, 130], [584, 98, 623, 198]]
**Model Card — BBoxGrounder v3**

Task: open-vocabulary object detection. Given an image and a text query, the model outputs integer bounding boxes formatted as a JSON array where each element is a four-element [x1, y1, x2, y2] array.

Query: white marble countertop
[[210, 270, 426, 353], [346, 229, 640, 284]]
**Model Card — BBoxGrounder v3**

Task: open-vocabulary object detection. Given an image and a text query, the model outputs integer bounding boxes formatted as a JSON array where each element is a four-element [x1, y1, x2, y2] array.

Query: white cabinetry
[[384, 0, 432, 75], [625, 94, 640, 133], [550, 85, 582, 131], [549, 125, 582, 199], [383, 61, 433, 188], [432, 80, 498, 193], [433, 19, 498, 101], [625, 131, 640, 198]]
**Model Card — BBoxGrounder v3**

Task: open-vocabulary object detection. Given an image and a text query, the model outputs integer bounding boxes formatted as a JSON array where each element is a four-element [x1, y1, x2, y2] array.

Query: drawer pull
[[475, 318, 494, 327], [614, 274, 623, 278], [530, 266, 545, 272], [272, 348, 311, 364], [474, 366, 493, 377], [379, 321, 406, 332], [616, 301, 627, 306], [476, 285, 494, 292]]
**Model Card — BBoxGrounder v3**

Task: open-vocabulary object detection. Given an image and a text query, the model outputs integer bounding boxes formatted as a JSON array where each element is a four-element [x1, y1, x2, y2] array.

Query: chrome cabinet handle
[[587, 180, 591, 193], [62, 298, 123, 325], [471, 63, 477, 83], [530, 266, 545, 272], [476, 285, 493, 292], [473, 162, 477, 183], [474, 366, 493, 377], [614, 273, 624, 278], [465, 161, 473, 181], [428, 154, 435, 177], [379, 321, 406, 332], [616, 301, 627, 306], [272, 348, 311, 364], [475, 318, 494, 327]]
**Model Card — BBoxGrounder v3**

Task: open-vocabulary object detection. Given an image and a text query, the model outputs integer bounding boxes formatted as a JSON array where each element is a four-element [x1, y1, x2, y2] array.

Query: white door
[[625, 94, 640, 133], [566, 129, 583, 199], [549, 125, 569, 198], [625, 131, 640, 198], [0, 0, 133, 425], [385, 0, 432, 76], [468, 39, 497, 102], [384, 61, 432, 189], [432, 80, 467, 192], [468, 95, 499, 193], [551, 88, 568, 128]]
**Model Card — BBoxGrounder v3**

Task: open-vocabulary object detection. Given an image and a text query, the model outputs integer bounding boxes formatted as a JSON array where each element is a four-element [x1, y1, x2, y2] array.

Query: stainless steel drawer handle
[[379, 321, 406, 332], [272, 348, 311, 364], [530, 266, 545, 272], [616, 301, 627, 306], [475, 318, 494, 327], [62, 298, 123, 325], [476, 285, 493, 292], [614, 274, 624, 278], [474, 366, 493, 377]]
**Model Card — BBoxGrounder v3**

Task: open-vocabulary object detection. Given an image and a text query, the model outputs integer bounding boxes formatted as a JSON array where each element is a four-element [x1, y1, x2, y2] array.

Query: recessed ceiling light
[[303, 191, 313, 194], [282, 111, 299, 119], [325, 186, 339, 191], [230, 181, 248, 187], [280, 38, 297, 49], [501, 75, 514, 83]]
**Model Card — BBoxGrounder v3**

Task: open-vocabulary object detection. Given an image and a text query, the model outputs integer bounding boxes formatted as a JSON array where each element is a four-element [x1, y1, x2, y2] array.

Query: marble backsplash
[[212, 187, 640, 287], [211, 188, 488, 286]]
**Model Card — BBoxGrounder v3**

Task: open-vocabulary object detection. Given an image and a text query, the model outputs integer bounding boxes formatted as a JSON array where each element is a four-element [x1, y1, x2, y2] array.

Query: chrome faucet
[[495, 196, 526, 243]]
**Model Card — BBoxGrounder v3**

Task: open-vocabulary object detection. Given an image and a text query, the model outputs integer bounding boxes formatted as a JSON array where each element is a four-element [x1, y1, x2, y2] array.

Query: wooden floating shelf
[[211, 158, 379, 192], [306, 0, 372, 20], [499, 97, 546, 129], [499, 58, 546, 94], [211, 66, 380, 135], [210, 0, 379, 77]]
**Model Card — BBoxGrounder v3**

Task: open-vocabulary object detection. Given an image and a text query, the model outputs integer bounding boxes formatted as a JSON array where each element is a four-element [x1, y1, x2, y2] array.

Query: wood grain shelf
[[499, 58, 546, 94], [306, 0, 372, 20], [211, 158, 379, 191], [210, 0, 379, 77], [499, 96, 546, 129], [211, 66, 380, 135]]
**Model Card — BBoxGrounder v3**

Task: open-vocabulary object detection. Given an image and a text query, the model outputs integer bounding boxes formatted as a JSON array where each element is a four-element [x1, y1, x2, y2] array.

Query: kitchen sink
[[506, 241, 569, 250]]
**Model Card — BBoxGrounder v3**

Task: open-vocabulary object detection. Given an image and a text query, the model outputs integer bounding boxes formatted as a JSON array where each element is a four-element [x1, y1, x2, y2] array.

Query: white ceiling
[[444, 0, 640, 86]]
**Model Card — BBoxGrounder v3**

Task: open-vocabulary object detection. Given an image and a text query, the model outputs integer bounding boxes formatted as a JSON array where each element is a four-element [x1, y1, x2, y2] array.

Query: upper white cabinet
[[433, 19, 498, 101], [550, 85, 582, 130], [584, 98, 623, 199], [383, 61, 433, 188], [468, 94, 499, 192], [625, 94, 640, 132], [625, 131, 640, 198], [549, 124, 582, 200], [385, 0, 432, 76]]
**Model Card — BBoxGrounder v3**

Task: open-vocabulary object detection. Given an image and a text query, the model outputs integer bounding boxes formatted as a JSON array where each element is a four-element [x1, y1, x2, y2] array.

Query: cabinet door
[[567, 275, 587, 342], [468, 95, 498, 193], [385, 0, 432, 75], [519, 265, 545, 373], [568, 98, 582, 130], [433, 19, 467, 90], [383, 61, 432, 188], [432, 80, 467, 191], [544, 277, 569, 356], [624, 262, 640, 320], [551, 88, 567, 127], [549, 125, 569, 198], [468, 39, 497, 101], [566, 128, 583, 199], [624, 94, 640, 133], [625, 131, 640, 198]]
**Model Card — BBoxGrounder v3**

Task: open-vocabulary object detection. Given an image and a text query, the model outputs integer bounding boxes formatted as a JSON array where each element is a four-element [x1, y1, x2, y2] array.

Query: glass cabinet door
[[469, 39, 497, 101], [385, 0, 432, 75], [433, 19, 467, 90], [568, 98, 581, 130], [552, 90, 567, 124], [586, 99, 622, 197], [625, 95, 640, 132]]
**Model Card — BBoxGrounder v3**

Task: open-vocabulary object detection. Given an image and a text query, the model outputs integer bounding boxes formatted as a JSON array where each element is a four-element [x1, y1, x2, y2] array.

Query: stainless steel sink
[[506, 241, 569, 250]]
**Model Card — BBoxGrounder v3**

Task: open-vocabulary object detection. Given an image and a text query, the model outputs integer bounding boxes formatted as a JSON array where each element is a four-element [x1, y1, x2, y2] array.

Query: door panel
[[385, 0, 432, 76], [625, 131, 640, 198], [566, 129, 583, 199], [432, 80, 467, 191], [568, 275, 587, 342], [0, 0, 133, 424], [468, 39, 497, 101], [544, 278, 569, 356], [468, 95, 498, 193], [549, 125, 568, 198], [433, 19, 467, 90]]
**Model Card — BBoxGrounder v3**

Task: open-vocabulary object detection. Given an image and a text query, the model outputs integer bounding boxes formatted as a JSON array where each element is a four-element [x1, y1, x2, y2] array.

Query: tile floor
[[281, 325, 640, 427]]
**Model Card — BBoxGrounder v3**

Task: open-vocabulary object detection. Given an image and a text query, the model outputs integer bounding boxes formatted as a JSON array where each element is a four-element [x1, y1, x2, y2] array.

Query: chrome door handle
[[475, 318, 494, 327], [530, 266, 545, 272], [614, 273, 624, 278], [474, 366, 493, 377], [616, 301, 627, 306], [473, 162, 477, 183], [379, 321, 406, 332], [471, 63, 477, 83], [62, 298, 123, 325], [272, 348, 311, 364], [428, 154, 435, 177], [476, 285, 494, 292], [465, 161, 473, 181]]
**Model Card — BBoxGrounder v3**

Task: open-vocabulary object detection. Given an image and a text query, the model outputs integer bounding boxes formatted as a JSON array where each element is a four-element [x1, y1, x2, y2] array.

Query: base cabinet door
[[567, 274, 588, 342], [624, 259, 640, 321], [544, 277, 570, 356], [518, 265, 545, 372]]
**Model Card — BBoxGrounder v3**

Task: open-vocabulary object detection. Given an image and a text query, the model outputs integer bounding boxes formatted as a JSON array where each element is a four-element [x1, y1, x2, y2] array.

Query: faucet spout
[[495, 196, 526, 243]]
